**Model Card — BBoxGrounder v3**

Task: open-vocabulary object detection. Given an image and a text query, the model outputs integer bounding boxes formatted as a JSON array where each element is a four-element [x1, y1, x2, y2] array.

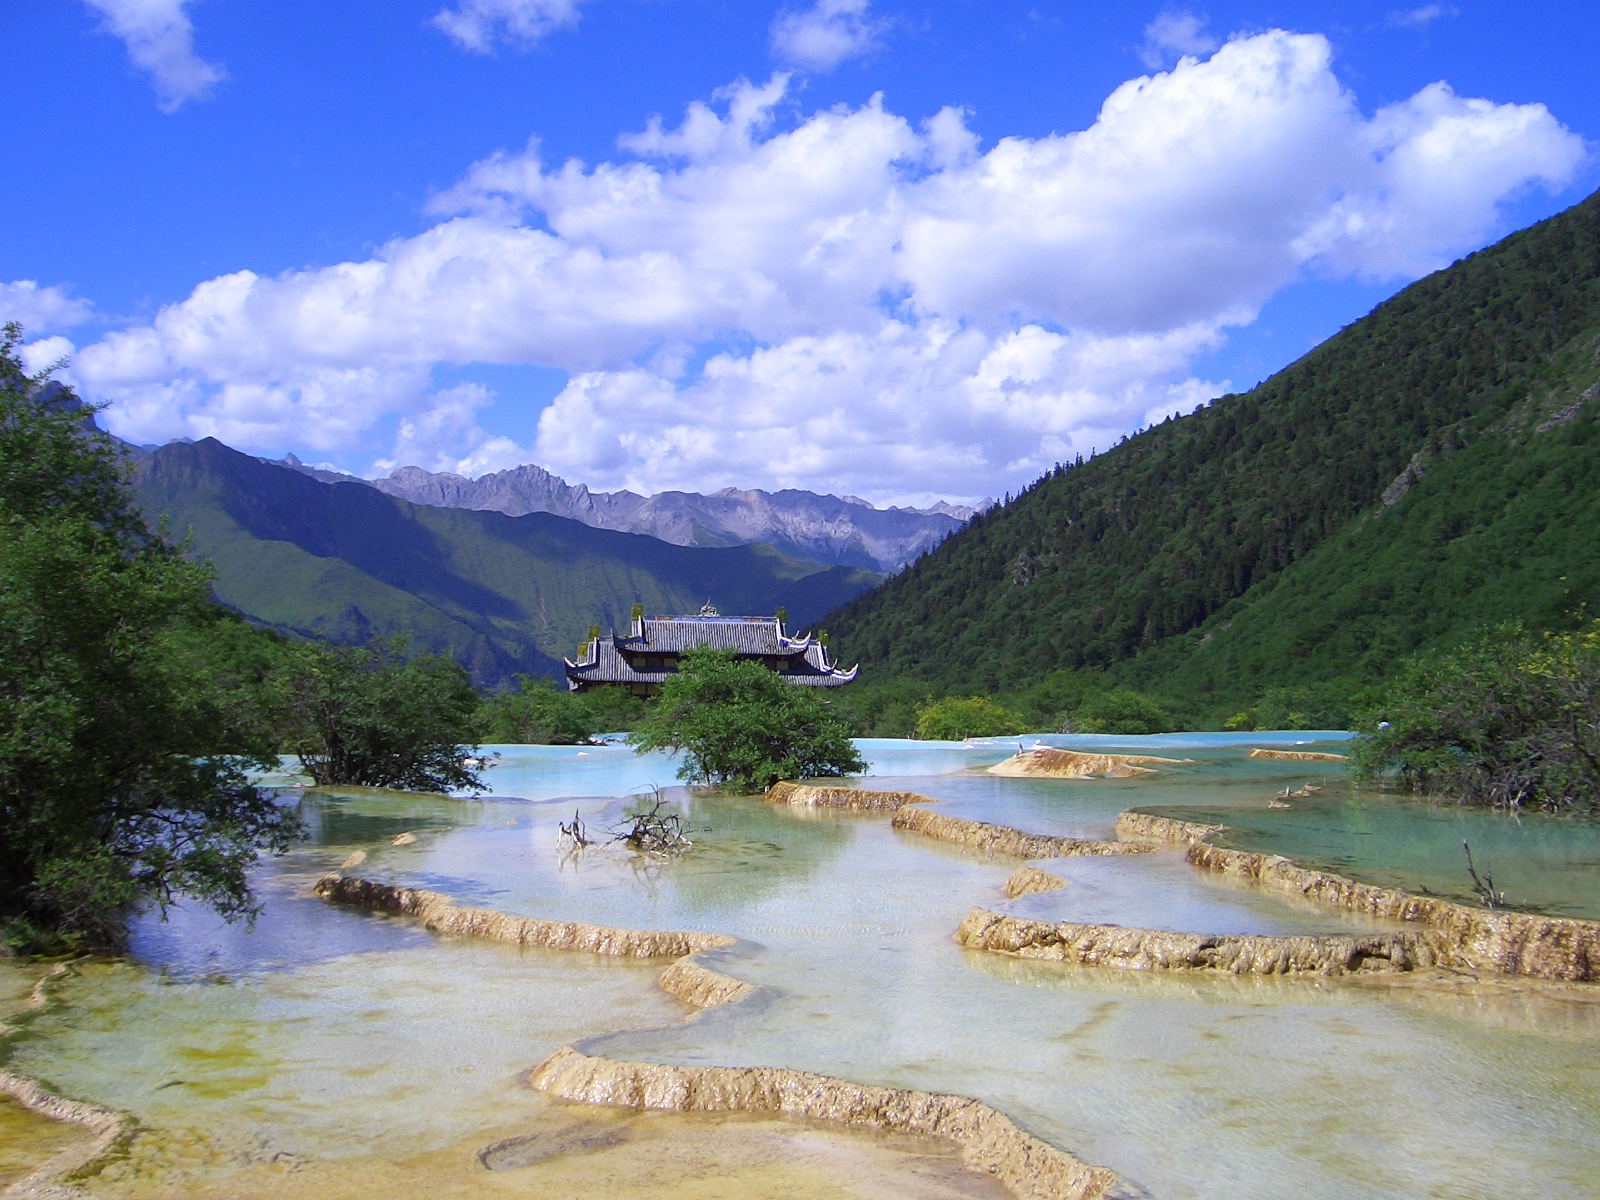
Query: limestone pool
[[3, 734, 1598, 1199]]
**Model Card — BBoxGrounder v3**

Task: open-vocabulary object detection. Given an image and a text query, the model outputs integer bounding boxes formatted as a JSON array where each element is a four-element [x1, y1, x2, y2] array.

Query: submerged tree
[[628, 648, 865, 791], [274, 637, 487, 792], [0, 323, 302, 949]]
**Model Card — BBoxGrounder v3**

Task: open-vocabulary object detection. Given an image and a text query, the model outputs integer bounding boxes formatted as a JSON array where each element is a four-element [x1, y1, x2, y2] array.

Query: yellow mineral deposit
[[1245, 748, 1348, 761], [526, 1047, 1125, 1200], [891, 806, 1152, 862], [986, 749, 1185, 779], [1184, 843, 1600, 982], [766, 782, 931, 811], [1002, 865, 1069, 898]]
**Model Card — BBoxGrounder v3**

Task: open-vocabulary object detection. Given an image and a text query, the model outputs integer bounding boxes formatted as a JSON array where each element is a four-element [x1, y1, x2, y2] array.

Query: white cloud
[[1, 281, 94, 333], [770, 0, 888, 72], [431, 0, 585, 52], [1389, 5, 1459, 28], [371, 383, 534, 476], [1139, 10, 1219, 69], [18, 336, 79, 381], [72, 31, 1586, 503], [83, 0, 224, 111]]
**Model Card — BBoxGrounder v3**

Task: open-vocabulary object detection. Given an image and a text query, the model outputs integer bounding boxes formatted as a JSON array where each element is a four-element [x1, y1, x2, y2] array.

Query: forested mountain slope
[[828, 188, 1600, 717], [134, 439, 878, 688]]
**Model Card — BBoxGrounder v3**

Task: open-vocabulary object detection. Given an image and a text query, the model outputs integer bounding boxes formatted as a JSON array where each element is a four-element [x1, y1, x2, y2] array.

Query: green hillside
[[134, 439, 878, 688], [828, 189, 1600, 723]]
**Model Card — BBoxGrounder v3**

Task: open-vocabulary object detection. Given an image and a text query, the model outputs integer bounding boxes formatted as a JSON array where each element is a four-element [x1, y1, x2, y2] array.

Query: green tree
[[1069, 688, 1173, 735], [914, 695, 1028, 740], [478, 675, 598, 744], [1352, 623, 1600, 812], [274, 637, 487, 792], [0, 324, 302, 949], [627, 648, 865, 791]]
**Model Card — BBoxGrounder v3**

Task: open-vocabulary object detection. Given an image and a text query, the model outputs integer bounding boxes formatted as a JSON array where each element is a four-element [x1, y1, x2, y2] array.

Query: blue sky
[[5, 1, 1596, 505]]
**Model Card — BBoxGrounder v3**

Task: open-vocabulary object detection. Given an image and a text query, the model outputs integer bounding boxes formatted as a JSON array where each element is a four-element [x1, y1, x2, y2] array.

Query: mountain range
[[131, 439, 879, 689], [827, 187, 1600, 724], [269, 456, 979, 574]]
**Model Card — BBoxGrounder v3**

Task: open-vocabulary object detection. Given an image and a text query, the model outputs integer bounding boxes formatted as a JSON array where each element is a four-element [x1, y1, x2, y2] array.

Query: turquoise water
[[5, 735, 1598, 1200]]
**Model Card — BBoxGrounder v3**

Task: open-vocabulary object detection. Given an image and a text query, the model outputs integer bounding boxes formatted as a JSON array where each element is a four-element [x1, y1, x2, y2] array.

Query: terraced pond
[[3, 733, 1598, 1199]]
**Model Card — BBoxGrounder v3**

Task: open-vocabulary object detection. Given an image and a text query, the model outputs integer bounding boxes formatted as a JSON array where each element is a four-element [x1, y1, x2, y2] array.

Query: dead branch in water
[[1463, 840, 1506, 909], [557, 810, 593, 853], [610, 789, 698, 856]]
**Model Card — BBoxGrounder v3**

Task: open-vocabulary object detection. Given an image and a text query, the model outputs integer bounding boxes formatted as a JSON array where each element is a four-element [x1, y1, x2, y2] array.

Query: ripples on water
[[4, 733, 1599, 1199]]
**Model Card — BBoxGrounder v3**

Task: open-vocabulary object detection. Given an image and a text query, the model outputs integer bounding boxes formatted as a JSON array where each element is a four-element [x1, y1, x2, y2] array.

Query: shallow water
[[4, 735, 1598, 1199]]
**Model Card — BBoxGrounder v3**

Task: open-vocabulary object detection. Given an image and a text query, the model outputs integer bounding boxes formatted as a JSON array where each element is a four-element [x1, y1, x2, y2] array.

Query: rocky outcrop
[[527, 1046, 1130, 1200], [656, 960, 752, 1009], [364, 462, 972, 573], [892, 808, 1153, 862], [957, 909, 1436, 977], [1003, 866, 1069, 898], [1186, 845, 1600, 983], [988, 750, 1183, 779], [1245, 748, 1347, 761], [1113, 812, 1225, 847], [766, 782, 933, 811], [313, 875, 732, 959]]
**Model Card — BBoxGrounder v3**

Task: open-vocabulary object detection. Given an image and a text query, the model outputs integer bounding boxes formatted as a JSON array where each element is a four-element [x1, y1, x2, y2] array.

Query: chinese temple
[[564, 604, 858, 696]]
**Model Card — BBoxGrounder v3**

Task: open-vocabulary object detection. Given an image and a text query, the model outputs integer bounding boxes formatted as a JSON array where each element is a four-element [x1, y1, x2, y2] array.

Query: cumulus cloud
[[770, 0, 888, 72], [71, 31, 1586, 502], [18, 337, 80, 382], [1, 281, 94, 333], [83, 0, 224, 111], [371, 383, 533, 477], [431, 0, 586, 52], [1139, 10, 1219, 69]]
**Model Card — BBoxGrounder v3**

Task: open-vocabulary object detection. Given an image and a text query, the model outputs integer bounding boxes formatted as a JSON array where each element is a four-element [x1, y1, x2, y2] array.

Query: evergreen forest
[[826, 188, 1600, 729]]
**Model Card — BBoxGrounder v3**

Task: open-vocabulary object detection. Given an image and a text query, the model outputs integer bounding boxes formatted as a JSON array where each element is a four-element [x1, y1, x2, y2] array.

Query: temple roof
[[564, 612, 857, 689], [616, 615, 817, 657]]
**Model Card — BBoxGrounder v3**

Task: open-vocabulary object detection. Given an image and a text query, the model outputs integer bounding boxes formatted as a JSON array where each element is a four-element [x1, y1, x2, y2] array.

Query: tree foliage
[[914, 696, 1028, 740], [0, 324, 301, 949], [1352, 623, 1600, 813], [1067, 688, 1174, 735], [627, 649, 865, 791], [273, 637, 486, 792], [477, 674, 645, 744]]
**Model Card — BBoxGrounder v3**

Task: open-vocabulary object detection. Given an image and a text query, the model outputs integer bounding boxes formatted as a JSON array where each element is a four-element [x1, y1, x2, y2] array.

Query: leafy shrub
[[628, 649, 864, 791], [274, 638, 486, 793], [914, 696, 1028, 740], [1352, 623, 1600, 812], [1069, 688, 1173, 735], [479, 676, 598, 744]]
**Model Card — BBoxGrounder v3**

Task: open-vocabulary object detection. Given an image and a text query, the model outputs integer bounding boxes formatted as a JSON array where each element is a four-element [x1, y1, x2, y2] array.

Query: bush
[[627, 649, 865, 791], [1352, 622, 1600, 812], [274, 638, 486, 792], [479, 675, 598, 744], [1069, 688, 1173, 735], [478, 676, 649, 744], [914, 696, 1028, 740]]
